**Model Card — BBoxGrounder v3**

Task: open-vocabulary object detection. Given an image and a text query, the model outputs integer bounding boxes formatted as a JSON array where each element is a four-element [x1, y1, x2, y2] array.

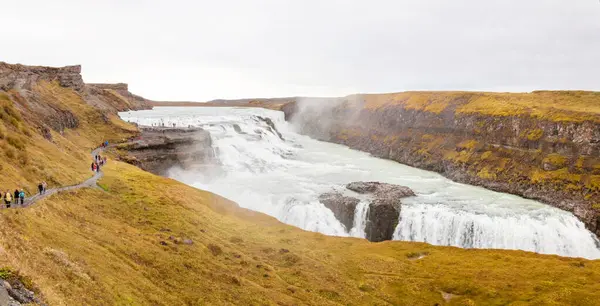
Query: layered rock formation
[[0, 62, 84, 91], [318, 193, 360, 230], [87, 83, 151, 112], [287, 92, 600, 236], [118, 127, 215, 176], [0, 62, 151, 140], [319, 182, 415, 242]]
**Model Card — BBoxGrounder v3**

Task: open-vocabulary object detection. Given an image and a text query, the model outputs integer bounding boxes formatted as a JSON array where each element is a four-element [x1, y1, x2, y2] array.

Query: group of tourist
[[92, 154, 107, 172], [1, 141, 111, 210], [38, 181, 48, 195], [1, 189, 26, 208]]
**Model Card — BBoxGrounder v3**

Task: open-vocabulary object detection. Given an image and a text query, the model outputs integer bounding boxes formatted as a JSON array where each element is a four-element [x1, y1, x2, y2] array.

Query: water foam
[[120, 107, 600, 259]]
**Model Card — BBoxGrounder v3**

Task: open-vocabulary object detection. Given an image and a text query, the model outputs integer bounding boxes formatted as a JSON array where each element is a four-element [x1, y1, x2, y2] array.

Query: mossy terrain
[[360, 91, 600, 123], [2, 161, 600, 305]]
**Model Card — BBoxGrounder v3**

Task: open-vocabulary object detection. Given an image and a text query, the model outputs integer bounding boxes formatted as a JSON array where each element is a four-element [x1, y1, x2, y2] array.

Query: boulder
[[319, 182, 415, 242], [346, 182, 415, 198], [318, 193, 360, 230], [365, 199, 401, 242], [346, 182, 415, 241]]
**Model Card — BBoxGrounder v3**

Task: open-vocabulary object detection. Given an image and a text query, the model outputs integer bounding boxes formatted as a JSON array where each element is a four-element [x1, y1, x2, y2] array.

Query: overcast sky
[[2, 0, 599, 101]]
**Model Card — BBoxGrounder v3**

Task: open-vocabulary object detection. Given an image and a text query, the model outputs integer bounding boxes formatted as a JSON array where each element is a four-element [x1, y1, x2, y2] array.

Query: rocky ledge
[[118, 127, 215, 176], [0, 275, 45, 306], [319, 182, 415, 242]]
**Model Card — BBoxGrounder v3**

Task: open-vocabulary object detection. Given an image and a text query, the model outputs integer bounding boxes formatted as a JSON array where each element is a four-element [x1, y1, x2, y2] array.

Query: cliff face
[[287, 91, 600, 236], [0, 62, 85, 91], [117, 127, 215, 176], [0, 62, 151, 138], [0, 61, 151, 115], [87, 83, 152, 112], [0, 62, 148, 194]]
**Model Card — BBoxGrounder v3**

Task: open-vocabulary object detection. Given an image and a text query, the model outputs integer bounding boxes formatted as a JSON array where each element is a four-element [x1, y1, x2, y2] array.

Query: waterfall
[[394, 204, 600, 258], [119, 107, 600, 259], [349, 200, 370, 238]]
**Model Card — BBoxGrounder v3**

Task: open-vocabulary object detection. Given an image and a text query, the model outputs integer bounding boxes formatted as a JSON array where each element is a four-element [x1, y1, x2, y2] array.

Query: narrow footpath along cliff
[[278, 92, 600, 236]]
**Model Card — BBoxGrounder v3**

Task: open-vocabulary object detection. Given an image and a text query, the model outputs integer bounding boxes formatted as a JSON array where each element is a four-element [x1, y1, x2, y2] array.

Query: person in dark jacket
[[14, 190, 19, 203], [38, 183, 43, 195]]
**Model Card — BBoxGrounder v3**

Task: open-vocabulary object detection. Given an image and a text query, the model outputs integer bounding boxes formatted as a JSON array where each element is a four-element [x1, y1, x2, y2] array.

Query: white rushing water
[[120, 107, 600, 259]]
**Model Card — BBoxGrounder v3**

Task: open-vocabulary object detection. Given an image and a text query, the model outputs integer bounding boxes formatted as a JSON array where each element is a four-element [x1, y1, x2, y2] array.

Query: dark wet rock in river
[[233, 124, 244, 134], [319, 181, 415, 242], [348, 182, 414, 242], [256, 116, 284, 140], [346, 182, 415, 198], [365, 199, 401, 243], [318, 193, 360, 230]]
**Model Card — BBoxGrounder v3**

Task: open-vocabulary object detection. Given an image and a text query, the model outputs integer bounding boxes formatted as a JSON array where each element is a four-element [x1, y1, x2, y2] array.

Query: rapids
[[120, 107, 600, 259]]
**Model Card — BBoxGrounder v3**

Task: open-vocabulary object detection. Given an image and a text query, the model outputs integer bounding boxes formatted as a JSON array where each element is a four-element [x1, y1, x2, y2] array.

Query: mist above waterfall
[[120, 107, 600, 259]]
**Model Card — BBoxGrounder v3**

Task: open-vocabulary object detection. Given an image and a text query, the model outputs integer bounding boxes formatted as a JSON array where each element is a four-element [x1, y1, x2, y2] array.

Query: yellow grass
[[0, 81, 138, 195], [2, 80, 600, 305], [1, 162, 600, 305], [356, 91, 600, 123]]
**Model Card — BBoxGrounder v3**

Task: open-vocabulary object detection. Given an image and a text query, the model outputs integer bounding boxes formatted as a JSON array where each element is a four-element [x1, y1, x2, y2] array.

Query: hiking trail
[[22, 147, 105, 207]]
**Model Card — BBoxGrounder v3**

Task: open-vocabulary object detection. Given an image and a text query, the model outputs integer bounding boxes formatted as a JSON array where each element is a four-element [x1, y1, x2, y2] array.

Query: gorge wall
[[279, 92, 600, 236], [117, 127, 215, 176], [0, 61, 151, 193]]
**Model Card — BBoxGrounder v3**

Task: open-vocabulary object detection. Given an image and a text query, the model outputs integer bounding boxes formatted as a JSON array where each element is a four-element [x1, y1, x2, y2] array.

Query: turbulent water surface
[[120, 107, 600, 259]]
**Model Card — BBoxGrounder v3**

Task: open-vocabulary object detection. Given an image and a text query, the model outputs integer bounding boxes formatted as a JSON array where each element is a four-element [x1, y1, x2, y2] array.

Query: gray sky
[[2, 0, 599, 101]]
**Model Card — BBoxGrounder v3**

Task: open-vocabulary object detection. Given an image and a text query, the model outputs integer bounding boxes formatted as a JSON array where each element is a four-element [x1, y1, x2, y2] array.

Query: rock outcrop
[[318, 193, 360, 230], [0, 276, 44, 305], [319, 182, 415, 242], [118, 127, 215, 175], [348, 182, 415, 242], [0, 62, 84, 91], [87, 83, 151, 112]]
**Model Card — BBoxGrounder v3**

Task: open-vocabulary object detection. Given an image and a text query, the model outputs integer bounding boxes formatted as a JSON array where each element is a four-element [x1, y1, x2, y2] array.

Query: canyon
[[1, 61, 600, 305], [189, 94, 599, 238], [146, 93, 600, 238], [117, 127, 214, 176]]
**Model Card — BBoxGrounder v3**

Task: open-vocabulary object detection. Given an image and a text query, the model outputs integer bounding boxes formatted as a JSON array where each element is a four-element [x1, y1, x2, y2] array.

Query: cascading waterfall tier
[[120, 107, 600, 259]]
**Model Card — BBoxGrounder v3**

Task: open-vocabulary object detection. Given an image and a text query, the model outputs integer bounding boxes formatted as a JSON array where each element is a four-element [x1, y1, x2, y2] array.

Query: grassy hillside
[[1, 69, 600, 305], [0, 81, 137, 195], [360, 91, 600, 123], [1, 161, 600, 305]]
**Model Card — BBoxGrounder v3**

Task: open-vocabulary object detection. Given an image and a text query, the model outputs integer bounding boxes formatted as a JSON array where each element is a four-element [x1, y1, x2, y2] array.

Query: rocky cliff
[[284, 91, 600, 236], [0, 62, 85, 91], [319, 182, 415, 242], [87, 83, 152, 112], [0, 61, 151, 115], [0, 61, 151, 195], [0, 62, 151, 140], [117, 127, 215, 176]]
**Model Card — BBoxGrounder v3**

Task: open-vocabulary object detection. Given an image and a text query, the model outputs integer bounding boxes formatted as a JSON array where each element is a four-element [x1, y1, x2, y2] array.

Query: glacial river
[[120, 107, 600, 259]]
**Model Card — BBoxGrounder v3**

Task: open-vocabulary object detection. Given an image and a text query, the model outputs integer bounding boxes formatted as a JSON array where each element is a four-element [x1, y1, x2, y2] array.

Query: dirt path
[[21, 147, 105, 207]]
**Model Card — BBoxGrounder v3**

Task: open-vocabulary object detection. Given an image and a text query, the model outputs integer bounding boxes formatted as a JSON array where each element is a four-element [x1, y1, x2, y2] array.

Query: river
[[120, 107, 600, 259]]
